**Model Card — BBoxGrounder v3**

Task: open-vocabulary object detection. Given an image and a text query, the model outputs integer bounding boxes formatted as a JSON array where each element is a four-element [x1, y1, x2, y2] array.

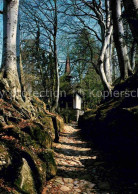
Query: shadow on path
[[43, 123, 138, 193]]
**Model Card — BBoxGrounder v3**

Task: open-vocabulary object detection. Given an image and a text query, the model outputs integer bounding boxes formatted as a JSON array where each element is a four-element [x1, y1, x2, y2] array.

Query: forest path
[[42, 123, 110, 194]]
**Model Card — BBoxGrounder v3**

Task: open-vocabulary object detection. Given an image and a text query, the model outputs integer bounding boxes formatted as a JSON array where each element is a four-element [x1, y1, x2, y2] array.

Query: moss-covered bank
[[0, 90, 64, 193], [79, 74, 138, 179]]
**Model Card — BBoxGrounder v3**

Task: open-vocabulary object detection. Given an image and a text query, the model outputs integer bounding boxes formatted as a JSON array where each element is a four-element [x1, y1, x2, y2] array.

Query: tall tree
[[123, 0, 138, 44], [53, 0, 60, 111], [111, 0, 132, 80], [105, 0, 112, 84], [1, 0, 21, 99], [72, 0, 114, 91]]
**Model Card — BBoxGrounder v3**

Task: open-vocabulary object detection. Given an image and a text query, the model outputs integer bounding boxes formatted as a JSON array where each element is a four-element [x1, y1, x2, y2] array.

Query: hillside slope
[[78, 74, 138, 189], [0, 83, 64, 194]]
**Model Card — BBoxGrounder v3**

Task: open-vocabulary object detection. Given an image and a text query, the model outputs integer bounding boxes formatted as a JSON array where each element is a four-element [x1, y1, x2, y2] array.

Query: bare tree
[[79, 0, 113, 91], [1, 0, 21, 99], [104, 0, 112, 84], [20, 0, 60, 111], [111, 0, 132, 80], [99, 24, 113, 92]]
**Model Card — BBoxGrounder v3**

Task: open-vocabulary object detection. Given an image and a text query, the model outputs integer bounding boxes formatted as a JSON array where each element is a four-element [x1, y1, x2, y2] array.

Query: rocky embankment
[[78, 74, 138, 190], [0, 84, 64, 194]]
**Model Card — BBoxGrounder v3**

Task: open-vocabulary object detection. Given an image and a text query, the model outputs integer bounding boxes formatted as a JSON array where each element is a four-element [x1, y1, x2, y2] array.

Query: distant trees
[[70, 28, 97, 83], [20, 0, 60, 111], [60, 28, 103, 108], [0, 0, 137, 109], [19, 0, 137, 104]]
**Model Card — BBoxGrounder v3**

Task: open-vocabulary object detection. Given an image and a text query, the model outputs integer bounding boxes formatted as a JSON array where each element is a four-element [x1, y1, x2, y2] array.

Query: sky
[[0, 0, 100, 69]]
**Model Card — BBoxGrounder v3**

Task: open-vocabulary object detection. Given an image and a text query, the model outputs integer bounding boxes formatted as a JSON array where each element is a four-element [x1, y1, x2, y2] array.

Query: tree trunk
[[19, 53, 26, 94], [131, 40, 137, 71], [109, 35, 114, 80], [99, 25, 113, 92], [1, 0, 21, 99], [104, 0, 112, 84], [111, 0, 131, 80], [123, 0, 138, 44], [105, 47, 112, 84], [52, 0, 59, 112], [53, 36, 60, 111], [17, 17, 26, 100]]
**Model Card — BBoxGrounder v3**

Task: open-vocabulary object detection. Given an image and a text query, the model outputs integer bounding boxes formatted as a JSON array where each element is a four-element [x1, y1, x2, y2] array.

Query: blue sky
[[0, 0, 100, 70]]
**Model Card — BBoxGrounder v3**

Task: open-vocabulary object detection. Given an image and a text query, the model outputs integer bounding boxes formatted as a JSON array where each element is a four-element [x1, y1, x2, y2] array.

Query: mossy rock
[[40, 116, 55, 135], [31, 96, 47, 113], [30, 124, 52, 148], [56, 116, 64, 132], [0, 93, 60, 193], [11, 144, 46, 194], [20, 149, 47, 194], [38, 149, 57, 180], [21, 123, 52, 149], [1, 146, 23, 185], [15, 158, 36, 194]]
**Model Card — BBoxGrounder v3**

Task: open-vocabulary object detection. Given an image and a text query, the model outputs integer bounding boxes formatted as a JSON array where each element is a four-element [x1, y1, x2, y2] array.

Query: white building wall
[[73, 94, 82, 110]]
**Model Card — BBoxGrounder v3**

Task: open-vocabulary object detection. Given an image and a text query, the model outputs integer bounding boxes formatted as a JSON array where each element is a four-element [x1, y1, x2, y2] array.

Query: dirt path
[[42, 123, 113, 194], [41, 123, 138, 194]]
